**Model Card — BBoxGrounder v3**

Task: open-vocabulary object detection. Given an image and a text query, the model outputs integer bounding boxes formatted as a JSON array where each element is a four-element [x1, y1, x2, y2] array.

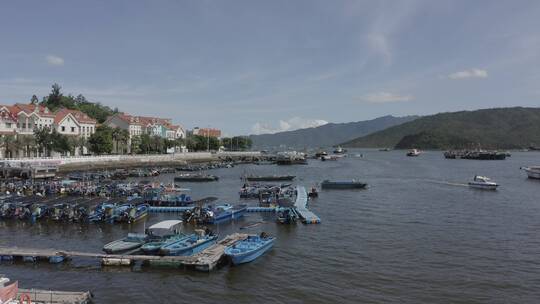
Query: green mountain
[[249, 115, 418, 149], [342, 107, 540, 149]]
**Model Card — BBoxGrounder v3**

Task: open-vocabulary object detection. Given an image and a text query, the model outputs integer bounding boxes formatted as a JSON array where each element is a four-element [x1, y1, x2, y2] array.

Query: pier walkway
[[0, 233, 247, 272], [149, 206, 277, 213], [294, 186, 321, 224]]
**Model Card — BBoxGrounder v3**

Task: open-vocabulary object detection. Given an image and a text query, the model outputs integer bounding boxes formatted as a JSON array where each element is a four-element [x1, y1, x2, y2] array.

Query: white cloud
[[367, 33, 392, 65], [360, 92, 413, 103], [46, 55, 64, 66], [448, 69, 488, 79], [251, 117, 328, 135]]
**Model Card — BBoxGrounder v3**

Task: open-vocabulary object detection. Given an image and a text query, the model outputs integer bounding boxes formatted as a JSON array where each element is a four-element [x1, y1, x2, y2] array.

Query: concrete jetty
[[294, 186, 321, 224], [17, 289, 92, 304]]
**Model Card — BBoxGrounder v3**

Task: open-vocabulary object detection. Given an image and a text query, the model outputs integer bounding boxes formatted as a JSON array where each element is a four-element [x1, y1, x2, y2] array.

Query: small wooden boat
[[224, 233, 275, 265], [174, 174, 219, 182], [521, 166, 540, 179], [245, 175, 295, 182], [468, 175, 499, 190], [321, 180, 367, 189], [103, 233, 148, 254], [160, 233, 218, 256], [407, 149, 421, 157]]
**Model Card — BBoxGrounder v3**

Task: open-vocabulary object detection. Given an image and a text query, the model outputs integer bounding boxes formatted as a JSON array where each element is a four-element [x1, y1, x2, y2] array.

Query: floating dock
[[294, 186, 321, 224], [0, 233, 248, 272], [149, 206, 278, 213]]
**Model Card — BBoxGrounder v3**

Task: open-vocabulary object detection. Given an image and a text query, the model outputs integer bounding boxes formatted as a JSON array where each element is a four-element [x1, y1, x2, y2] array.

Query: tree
[[139, 134, 152, 154], [1, 134, 16, 158], [17, 135, 36, 157], [30, 95, 39, 105], [34, 127, 54, 156], [50, 130, 71, 154], [130, 135, 142, 154], [88, 125, 113, 155]]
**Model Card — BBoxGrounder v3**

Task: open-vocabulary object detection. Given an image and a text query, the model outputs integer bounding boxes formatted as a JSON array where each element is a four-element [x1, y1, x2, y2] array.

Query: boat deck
[[294, 186, 321, 224], [0, 233, 248, 272]]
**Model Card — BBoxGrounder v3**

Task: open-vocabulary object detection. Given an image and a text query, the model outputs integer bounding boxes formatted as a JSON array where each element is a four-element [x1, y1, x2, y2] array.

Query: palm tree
[[17, 135, 36, 157], [1, 134, 15, 158]]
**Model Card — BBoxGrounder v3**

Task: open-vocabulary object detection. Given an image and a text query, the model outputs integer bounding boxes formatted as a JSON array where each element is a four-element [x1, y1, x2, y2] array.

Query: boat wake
[[422, 179, 468, 187]]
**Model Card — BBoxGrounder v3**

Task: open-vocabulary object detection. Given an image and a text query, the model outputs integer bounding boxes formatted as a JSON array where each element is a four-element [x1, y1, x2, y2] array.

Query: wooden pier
[[0, 233, 248, 272]]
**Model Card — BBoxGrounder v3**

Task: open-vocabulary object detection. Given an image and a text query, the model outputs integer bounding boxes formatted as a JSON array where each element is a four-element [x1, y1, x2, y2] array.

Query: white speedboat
[[406, 149, 421, 157], [468, 175, 498, 190], [521, 166, 540, 179]]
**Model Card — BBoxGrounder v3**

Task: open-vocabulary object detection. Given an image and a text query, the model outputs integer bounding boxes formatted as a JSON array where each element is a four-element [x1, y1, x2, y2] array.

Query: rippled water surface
[[2, 150, 540, 303]]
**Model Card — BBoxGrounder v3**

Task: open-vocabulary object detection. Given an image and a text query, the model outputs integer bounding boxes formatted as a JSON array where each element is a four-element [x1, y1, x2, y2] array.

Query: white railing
[[1, 151, 260, 166]]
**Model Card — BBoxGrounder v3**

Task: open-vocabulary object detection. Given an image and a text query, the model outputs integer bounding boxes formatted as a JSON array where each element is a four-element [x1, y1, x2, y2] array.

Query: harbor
[[1, 150, 540, 303]]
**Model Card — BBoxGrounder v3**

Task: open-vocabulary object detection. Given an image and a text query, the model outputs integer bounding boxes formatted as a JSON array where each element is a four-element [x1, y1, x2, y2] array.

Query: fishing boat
[[125, 204, 149, 223], [245, 175, 295, 182], [102, 233, 149, 254], [406, 149, 421, 157], [276, 208, 298, 224], [379, 148, 391, 151], [468, 175, 499, 190], [204, 203, 247, 224], [314, 150, 328, 158], [521, 166, 540, 179], [159, 232, 218, 256], [224, 233, 275, 265], [174, 174, 219, 182], [140, 220, 187, 254], [321, 180, 367, 189]]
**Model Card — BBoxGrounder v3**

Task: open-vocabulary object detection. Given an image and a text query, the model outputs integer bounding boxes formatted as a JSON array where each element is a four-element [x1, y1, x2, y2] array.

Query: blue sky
[[1, 1, 540, 135]]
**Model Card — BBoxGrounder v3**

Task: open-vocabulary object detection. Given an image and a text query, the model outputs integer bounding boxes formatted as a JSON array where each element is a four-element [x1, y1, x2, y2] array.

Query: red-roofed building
[[192, 127, 221, 138], [54, 108, 97, 138]]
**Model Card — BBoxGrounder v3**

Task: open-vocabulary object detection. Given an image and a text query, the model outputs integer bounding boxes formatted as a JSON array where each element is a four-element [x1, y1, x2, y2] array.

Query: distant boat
[[521, 166, 540, 179], [160, 233, 218, 256], [103, 233, 148, 254], [379, 148, 391, 151], [174, 174, 219, 182], [314, 150, 328, 158], [321, 180, 367, 189], [333, 146, 346, 154], [224, 234, 275, 265], [245, 175, 295, 182], [468, 175, 499, 190], [406, 149, 421, 157]]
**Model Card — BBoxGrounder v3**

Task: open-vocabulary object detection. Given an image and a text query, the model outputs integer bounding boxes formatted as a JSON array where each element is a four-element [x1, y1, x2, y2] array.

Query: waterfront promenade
[[1, 151, 262, 172]]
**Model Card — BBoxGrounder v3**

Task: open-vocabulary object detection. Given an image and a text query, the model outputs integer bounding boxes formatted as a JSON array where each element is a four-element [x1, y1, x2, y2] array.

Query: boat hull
[[226, 237, 274, 265], [321, 182, 367, 189], [523, 168, 540, 179], [468, 182, 498, 190], [160, 236, 217, 256]]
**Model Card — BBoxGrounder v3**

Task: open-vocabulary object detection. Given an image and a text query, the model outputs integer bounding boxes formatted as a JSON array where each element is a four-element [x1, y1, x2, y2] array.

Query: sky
[[1, 1, 540, 135]]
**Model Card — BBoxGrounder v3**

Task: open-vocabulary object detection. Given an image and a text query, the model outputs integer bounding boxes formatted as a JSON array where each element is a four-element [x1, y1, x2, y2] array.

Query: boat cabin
[[147, 220, 183, 237]]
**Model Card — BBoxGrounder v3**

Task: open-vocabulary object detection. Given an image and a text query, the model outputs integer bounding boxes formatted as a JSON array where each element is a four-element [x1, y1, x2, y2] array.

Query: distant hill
[[249, 115, 418, 149], [342, 107, 540, 149]]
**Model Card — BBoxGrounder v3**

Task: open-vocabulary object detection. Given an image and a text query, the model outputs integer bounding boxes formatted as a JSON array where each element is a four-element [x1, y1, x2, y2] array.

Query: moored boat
[[521, 166, 540, 179], [224, 233, 275, 265], [103, 233, 149, 254], [140, 220, 186, 254], [468, 175, 499, 190], [245, 175, 295, 182], [159, 232, 217, 256], [321, 180, 367, 189], [174, 174, 219, 182], [407, 149, 421, 157]]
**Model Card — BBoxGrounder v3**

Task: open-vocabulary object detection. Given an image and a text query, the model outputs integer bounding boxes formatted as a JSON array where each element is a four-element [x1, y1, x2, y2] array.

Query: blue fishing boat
[[224, 233, 275, 265], [160, 233, 218, 256], [204, 203, 247, 224], [125, 204, 149, 223]]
